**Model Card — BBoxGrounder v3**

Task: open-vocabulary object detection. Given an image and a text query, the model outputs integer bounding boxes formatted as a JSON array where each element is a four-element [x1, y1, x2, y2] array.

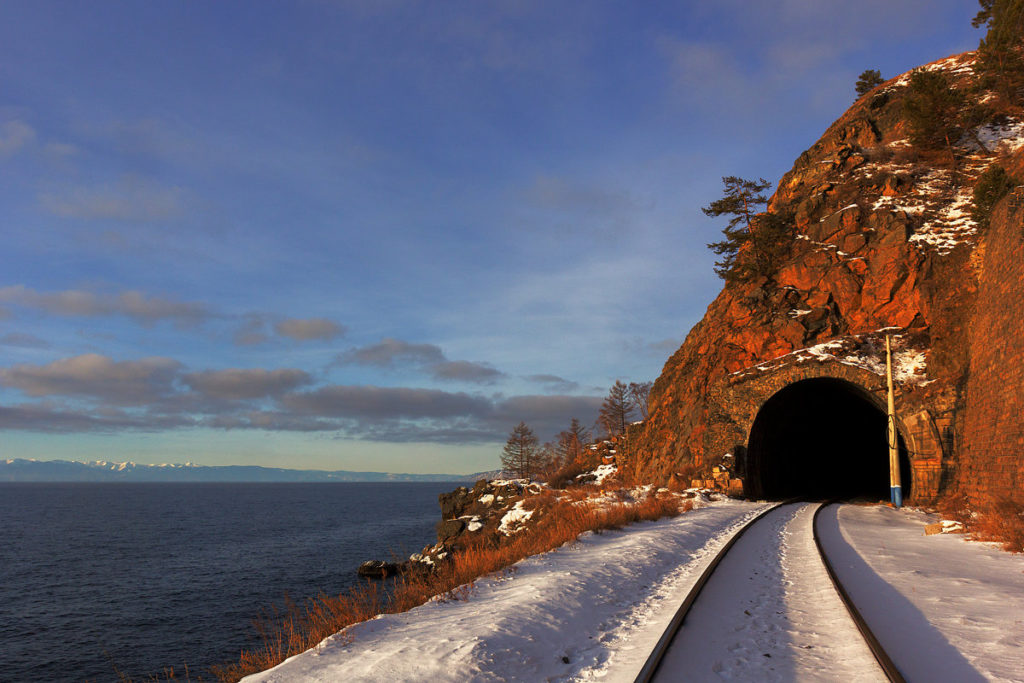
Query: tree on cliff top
[[855, 69, 884, 97], [701, 176, 771, 234], [903, 69, 967, 180], [702, 176, 792, 281], [974, 0, 1024, 100], [501, 421, 545, 480], [974, 0, 1024, 48]]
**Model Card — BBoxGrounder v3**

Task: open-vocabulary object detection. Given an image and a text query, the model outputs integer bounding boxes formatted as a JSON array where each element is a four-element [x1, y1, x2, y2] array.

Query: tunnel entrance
[[744, 377, 911, 500]]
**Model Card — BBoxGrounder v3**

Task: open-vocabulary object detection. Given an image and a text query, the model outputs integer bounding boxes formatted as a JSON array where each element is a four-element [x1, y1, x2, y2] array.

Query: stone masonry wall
[[960, 189, 1024, 506], [704, 356, 946, 502]]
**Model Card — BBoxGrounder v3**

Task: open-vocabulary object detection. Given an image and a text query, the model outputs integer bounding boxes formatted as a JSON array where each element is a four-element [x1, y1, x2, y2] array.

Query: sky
[[0, 1, 982, 474]]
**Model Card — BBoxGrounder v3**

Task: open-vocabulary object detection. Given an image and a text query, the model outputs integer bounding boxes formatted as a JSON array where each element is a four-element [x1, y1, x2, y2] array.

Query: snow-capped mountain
[[0, 458, 471, 482]]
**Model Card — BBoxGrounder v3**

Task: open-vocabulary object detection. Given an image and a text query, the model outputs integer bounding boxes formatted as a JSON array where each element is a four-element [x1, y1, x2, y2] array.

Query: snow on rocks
[[848, 54, 1023, 257], [907, 185, 978, 255], [884, 53, 977, 92], [732, 330, 929, 385], [965, 117, 1024, 154], [924, 518, 966, 535], [497, 501, 534, 536], [865, 166, 980, 256], [590, 463, 617, 485], [575, 462, 618, 486]]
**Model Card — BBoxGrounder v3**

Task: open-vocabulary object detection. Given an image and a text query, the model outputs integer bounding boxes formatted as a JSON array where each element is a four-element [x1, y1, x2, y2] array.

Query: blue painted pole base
[[890, 486, 903, 508]]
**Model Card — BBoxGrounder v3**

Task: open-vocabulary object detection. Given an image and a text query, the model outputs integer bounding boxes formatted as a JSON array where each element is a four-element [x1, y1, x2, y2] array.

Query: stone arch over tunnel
[[744, 377, 911, 500]]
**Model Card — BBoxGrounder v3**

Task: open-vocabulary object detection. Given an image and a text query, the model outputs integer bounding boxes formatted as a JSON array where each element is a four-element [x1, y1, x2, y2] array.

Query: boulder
[[436, 518, 466, 542], [357, 560, 403, 578], [439, 486, 471, 519]]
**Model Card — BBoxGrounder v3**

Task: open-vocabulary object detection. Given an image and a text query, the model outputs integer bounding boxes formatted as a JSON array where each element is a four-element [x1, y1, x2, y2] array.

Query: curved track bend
[[635, 501, 905, 682]]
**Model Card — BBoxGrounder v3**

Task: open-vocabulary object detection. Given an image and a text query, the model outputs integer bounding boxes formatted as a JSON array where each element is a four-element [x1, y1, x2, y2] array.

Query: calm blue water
[[0, 482, 458, 682]]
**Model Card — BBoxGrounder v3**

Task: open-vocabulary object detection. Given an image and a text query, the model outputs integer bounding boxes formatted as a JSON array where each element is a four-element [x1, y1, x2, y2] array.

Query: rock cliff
[[626, 52, 1024, 508]]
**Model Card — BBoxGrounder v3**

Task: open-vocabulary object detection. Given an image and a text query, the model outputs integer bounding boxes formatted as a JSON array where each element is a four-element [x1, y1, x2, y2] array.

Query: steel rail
[[812, 502, 907, 683], [632, 500, 789, 683]]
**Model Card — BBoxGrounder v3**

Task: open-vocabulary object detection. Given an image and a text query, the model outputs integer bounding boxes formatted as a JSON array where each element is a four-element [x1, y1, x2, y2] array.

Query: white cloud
[[43, 142, 80, 159], [0, 120, 35, 158], [39, 175, 183, 221]]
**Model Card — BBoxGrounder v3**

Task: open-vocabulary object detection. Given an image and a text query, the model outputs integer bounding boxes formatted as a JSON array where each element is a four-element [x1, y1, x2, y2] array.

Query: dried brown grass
[[934, 488, 1024, 553], [971, 496, 1024, 553], [208, 492, 689, 682], [545, 460, 593, 489]]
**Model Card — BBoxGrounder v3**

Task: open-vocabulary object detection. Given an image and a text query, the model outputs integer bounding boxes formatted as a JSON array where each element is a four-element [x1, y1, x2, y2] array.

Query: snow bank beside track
[[819, 504, 1024, 682], [244, 499, 768, 682]]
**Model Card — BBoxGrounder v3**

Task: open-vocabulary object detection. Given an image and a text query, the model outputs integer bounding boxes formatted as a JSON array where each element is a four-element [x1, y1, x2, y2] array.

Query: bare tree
[[599, 380, 634, 437], [556, 417, 591, 464], [536, 441, 560, 480], [628, 381, 653, 421]]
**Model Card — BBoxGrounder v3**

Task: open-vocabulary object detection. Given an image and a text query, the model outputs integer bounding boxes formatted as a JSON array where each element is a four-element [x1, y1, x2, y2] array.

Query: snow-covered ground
[[819, 504, 1024, 682], [653, 503, 884, 681], [244, 500, 1024, 682], [243, 498, 768, 682]]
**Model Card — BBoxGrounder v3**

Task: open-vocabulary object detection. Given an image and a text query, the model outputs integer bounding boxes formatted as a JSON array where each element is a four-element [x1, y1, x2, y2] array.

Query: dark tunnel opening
[[744, 378, 911, 501]]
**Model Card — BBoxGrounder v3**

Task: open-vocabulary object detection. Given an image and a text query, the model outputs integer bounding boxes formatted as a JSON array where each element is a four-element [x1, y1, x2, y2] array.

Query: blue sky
[[0, 1, 981, 474]]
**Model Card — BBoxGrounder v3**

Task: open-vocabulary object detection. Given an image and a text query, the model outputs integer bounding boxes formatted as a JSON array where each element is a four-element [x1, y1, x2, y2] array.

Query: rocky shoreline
[[358, 477, 545, 578]]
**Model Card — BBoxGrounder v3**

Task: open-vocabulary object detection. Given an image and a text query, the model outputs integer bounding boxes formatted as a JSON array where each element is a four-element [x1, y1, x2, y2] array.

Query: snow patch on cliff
[[734, 332, 928, 385], [966, 117, 1024, 154], [908, 185, 977, 255]]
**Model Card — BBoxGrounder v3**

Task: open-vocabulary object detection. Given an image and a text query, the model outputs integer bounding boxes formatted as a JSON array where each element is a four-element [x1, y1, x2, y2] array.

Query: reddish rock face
[[626, 51, 1024, 505]]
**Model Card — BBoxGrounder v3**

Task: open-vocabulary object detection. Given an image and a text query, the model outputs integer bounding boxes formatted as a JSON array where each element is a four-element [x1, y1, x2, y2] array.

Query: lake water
[[0, 482, 459, 682]]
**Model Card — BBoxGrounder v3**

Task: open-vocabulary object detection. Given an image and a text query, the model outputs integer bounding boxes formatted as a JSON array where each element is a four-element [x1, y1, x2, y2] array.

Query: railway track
[[634, 501, 906, 682]]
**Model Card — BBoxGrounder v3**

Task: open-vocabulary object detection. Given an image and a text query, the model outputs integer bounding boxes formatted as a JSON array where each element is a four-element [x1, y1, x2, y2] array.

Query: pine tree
[[903, 69, 966, 180], [702, 176, 789, 281], [974, 0, 1024, 101], [500, 421, 542, 480], [855, 69, 884, 97], [599, 380, 634, 437], [972, 164, 1020, 229], [701, 176, 771, 234]]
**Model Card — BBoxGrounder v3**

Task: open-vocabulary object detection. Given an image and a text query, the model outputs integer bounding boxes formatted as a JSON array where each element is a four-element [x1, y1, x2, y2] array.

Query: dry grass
[[207, 491, 689, 682], [971, 496, 1024, 553], [545, 460, 595, 489], [934, 488, 1024, 553]]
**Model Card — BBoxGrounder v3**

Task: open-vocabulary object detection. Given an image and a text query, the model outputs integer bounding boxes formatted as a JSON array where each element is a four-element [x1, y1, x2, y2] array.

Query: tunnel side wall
[[961, 190, 1024, 507]]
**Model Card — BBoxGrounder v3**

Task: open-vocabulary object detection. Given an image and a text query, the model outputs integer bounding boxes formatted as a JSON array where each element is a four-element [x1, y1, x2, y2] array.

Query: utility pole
[[886, 334, 903, 507]]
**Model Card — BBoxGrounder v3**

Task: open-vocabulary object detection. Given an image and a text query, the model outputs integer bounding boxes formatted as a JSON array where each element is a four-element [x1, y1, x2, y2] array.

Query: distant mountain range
[[0, 458, 499, 483]]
